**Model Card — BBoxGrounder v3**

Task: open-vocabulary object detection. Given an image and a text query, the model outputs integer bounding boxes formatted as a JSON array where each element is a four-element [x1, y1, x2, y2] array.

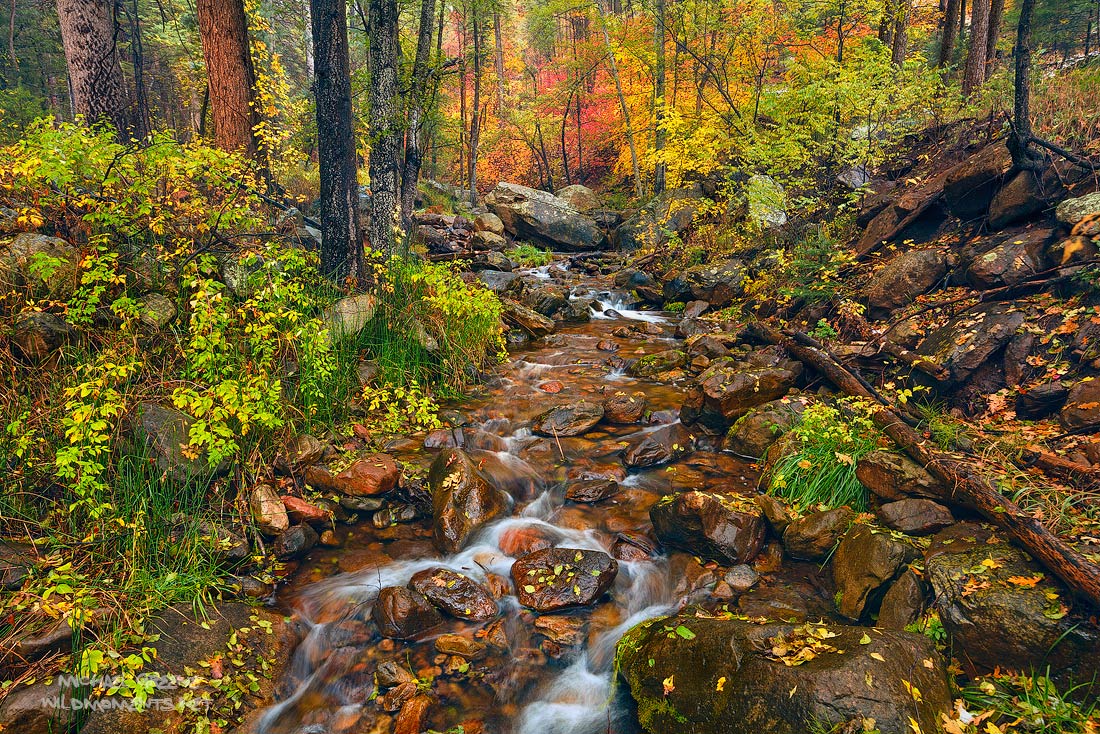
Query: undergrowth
[[506, 244, 553, 267], [957, 669, 1099, 734]]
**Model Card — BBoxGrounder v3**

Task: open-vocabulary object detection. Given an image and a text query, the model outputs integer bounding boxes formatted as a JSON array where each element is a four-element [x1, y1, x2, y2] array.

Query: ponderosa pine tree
[[311, 0, 364, 281], [368, 0, 401, 254], [400, 0, 438, 225], [55, 0, 130, 133], [196, 0, 263, 158]]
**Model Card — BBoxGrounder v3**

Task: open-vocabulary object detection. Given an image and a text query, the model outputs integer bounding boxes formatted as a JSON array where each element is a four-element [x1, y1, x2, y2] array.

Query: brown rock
[[650, 491, 766, 565], [876, 569, 926, 630], [281, 495, 328, 526], [250, 483, 289, 536], [876, 499, 954, 535], [1060, 378, 1100, 430], [832, 524, 917, 620], [408, 568, 498, 622], [372, 587, 443, 640], [499, 525, 556, 557], [511, 548, 618, 611], [533, 401, 605, 437], [394, 695, 431, 734], [564, 477, 620, 504], [856, 450, 944, 502], [603, 392, 647, 424], [782, 507, 855, 561], [430, 448, 511, 553]]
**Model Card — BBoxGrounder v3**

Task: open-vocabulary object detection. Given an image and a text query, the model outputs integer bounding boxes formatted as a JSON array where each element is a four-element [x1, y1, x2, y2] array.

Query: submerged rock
[[651, 491, 766, 565], [372, 586, 444, 640], [511, 547, 618, 611], [532, 401, 605, 437], [617, 615, 951, 734]]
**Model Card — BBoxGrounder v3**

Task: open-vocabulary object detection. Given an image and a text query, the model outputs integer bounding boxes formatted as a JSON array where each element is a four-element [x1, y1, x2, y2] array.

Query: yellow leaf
[[870, 652, 886, 662], [716, 676, 726, 692], [662, 675, 675, 696], [986, 722, 1004, 734], [908, 716, 924, 734]]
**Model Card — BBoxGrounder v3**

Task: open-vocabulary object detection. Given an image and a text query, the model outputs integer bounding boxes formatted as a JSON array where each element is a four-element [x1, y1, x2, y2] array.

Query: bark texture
[[962, 0, 992, 96], [311, 0, 364, 281], [196, 0, 261, 157], [400, 0, 438, 224], [368, 0, 401, 254], [56, 0, 130, 132]]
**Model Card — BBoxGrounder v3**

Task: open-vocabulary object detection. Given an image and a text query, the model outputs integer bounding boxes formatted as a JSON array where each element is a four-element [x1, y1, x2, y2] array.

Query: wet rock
[[627, 349, 687, 378], [12, 311, 78, 362], [250, 483, 290, 536], [499, 525, 557, 556], [875, 499, 953, 535], [522, 283, 570, 317], [533, 615, 588, 647], [319, 530, 340, 547], [1047, 234, 1098, 267], [436, 633, 487, 659], [555, 184, 601, 212], [833, 524, 917, 620], [478, 269, 520, 293], [723, 396, 809, 458], [1015, 382, 1070, 419], [680, 351, 803, 429], [138, 403, 229, 483], [281, 495, 329, 527], [305, 453, 401, 496], [723, 565, 760, 594], [502, 297, 556, 337], [408, 567, 498, 622], [511, 547, 618, 611], [876, 569, 926, 630], [926, 529, 1100, 680], [273, 524, 318, 559], [617, 615, 951, 734], [486, 182, 607, 251], [564, 477, 620, 504], [989, 169, 1058, 229], [864, 248, 948, 319], [966, 229, 1047, 289], [376, 660, 418, 688], [533, 401, 604, 437], [1055, 191, 1100, 227], [1060, 378, 1100, 430], [782, 507, 855, 561], [429, 448, 511, 553], [227, 574, 274, 600], [651, 491, 766, 565], [856, 450, 944, 502], [339, 495, 385, 512], [754, 494, 793, 535], [372, 586, 444, 640], [277, 434, 327, 473], [612, 532, 659, 561], [378, 681, 418, 711], [394, 694, 431, 734], [737, 585, 810, 622], [686, 335, 730, 360], [662, 259, 746, 308], [622, 423, 694, 469], [603, 392, 647, 424], [915, 303, 1025, 384], [323, 293, 377, 341], [615, 186, 704, 251], [943, 143, 1013, 220]]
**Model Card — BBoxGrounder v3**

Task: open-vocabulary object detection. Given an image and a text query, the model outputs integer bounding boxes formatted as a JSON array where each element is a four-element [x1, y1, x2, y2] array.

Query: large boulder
[[988, 169, 1061, 230], [651, 491, 766, 565], [925, 525, 1100, 681], [137, 403, 230, 483], [680, 350, 803, 429], [555, 184, 601, 212], [485, 182, 607, 251], [627, 349, 687, 378], [875, 499, 954, 536], [502, 297, 555, 337], [864, 248, 948, 319], [723, 396, 809, 458], [661, 259, 745, 307], [532, 401, 604, 437], [429, 448, 511, 553], [12, 311, 78, 362], [617, 615, 951, 734], [323, 294, 377, 342], [943, 143, 1013, 220], [1059, 377, 1100, 430], [2, 233, 80, 299], [510, 547, 617, 611], [832, 523, 918, 620], [782, 507, 855, 561], [965, 229, 1048, 289], [615, 186, 704, 251], [914, 303, 1025, 384], [744, 174, 788, 230], [856, 450, 944, 502], [1055, 191, 1100, 227]]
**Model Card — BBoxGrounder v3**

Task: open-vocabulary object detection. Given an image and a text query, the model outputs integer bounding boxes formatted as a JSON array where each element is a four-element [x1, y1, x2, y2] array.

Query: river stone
[[876, 569, 926, 630], [603, 392, 647, 424], [1055, 191, 1100, 227], [273, 524, 318, 559], [680, 351, 803, 429], [522, 283, 570, 316], [502, 297, 555, 337], [429, 448, 511, 553], [511, 547, 618, 611], [555, 184, 601, 212], [722, 396, 809, 458], [12, 311, 78, 361], [1059, 378, 1100, 430], [304, 453, 400, 496], [651, 491, 766, 565], [486, 182, 607, 250], [782, 507, 855, 561], [855, 450, 944, 502], [661, 259, 746, 308], [737, 585, 810, 622], [564, 477, 620, 504], [617, 615, 951, 734], [622, 423, 694, 469], [627, 349, 687, 378], [408, 567, 498, 622], [250, 483, 290, 536], [533, 401, 604, 437], [372, 586, 444, 640], [473, 211, 505, 235], [875, 499, 954, 535], [833, 524, 918, 620], [925, 527, 1100, 680], [435, 633, 487, 659], [915, 302, 1025, 384], [864, 248, 948, 319]]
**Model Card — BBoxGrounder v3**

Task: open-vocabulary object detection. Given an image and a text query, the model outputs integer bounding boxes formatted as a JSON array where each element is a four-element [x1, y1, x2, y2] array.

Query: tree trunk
[[985, 0, 1004, 77], [962, 0, 991, 96], [400, 0, 437, 224], [123, 0, 150, 138], [1007, 0, 1043, 171], [595, 0, 642, 198], [311, 0, 364, 281], [890, 0, 910, 66], [493, 11, 505, 110], [369, 0, 401, 254], [55, 0, 130, 133], [938, 0, 961, 66], [197, 0, 262, 157], [468, 3, 481, 206], [653, 0, 666, 194]]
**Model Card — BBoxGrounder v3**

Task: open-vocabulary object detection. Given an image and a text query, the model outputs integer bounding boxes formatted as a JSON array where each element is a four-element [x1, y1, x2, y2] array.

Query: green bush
[[507, 244, 553, 267]]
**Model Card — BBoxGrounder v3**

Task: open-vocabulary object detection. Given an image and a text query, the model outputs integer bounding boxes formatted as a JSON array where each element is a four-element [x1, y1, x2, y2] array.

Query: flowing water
[[252, 262, 774, 734]]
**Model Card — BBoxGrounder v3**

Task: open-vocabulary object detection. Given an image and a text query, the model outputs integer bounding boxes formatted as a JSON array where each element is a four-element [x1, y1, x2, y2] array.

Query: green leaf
[[675, 625, 696, 640]]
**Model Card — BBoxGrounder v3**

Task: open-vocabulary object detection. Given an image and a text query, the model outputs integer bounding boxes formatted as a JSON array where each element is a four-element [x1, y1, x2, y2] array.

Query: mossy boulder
[[616, 615, 951, 734], [627, 349, 688, 378]]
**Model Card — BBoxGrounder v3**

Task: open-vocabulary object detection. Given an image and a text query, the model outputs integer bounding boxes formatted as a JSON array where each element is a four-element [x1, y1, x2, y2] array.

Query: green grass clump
[[959, 669, 1099, 734], [766, 399, 880, 512], [507, 244, 553, 267]]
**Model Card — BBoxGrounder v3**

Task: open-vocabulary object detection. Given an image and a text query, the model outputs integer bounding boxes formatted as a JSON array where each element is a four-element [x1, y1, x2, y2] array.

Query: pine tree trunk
[[368, 0, 401, 254], [55, 0, 130, 133], [962, 0, 991, 96], [938, 0, 961, 67], [197, 0, 261, 157], [311, 0, 364, 281], [468, 4, 481, 205], [985, 0, 1004, 77], [653, 0, 666, 194], [890, 0, 911, 66], [400, 0, 437, 224]]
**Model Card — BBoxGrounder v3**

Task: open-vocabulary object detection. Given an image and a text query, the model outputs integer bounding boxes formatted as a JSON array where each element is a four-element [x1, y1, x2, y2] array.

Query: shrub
[[507, 244, 553, 267]]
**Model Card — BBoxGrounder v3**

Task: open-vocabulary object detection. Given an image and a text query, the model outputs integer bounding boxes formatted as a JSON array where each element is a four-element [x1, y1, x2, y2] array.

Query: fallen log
[[748, 322, 1100, 608]]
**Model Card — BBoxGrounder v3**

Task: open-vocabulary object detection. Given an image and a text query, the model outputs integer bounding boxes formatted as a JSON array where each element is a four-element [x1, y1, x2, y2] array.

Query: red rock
[[304, 453, 401, 496], [498, 525, 556, 557], [395, 694, 431, 734], [281, 495, 328, 525], [540, 380, 565, 393]]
